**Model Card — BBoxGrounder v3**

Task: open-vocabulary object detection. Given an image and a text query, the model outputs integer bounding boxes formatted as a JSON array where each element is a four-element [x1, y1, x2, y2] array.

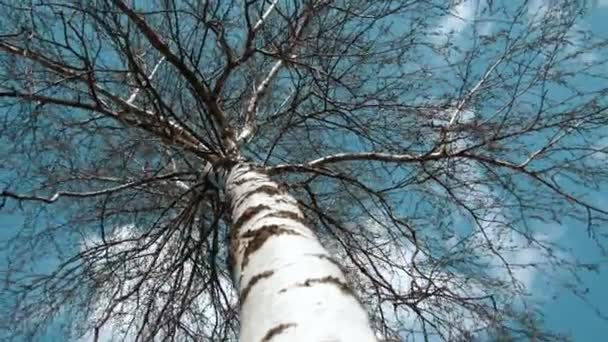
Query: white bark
[[226, 163, 377, 342]]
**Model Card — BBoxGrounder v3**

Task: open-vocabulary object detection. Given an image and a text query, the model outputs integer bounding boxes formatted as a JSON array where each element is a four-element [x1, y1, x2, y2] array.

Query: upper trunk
[[225, 162, 377, 342]]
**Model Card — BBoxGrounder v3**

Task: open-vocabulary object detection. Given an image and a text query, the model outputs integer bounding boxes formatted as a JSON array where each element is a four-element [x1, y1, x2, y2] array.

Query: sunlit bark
[[226, 162, 377, 342]]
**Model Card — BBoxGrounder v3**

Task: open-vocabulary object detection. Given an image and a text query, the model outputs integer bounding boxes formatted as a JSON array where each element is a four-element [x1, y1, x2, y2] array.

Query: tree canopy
[[1, 0, 607, 340]]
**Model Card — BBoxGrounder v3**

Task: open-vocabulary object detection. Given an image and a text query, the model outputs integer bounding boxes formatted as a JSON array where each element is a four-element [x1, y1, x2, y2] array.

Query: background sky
[[441, 1, 608, 340], [503, 1, 608, 340]]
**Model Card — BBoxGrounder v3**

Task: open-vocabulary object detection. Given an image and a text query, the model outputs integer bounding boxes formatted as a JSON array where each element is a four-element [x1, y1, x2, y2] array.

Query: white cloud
[[527, 0, 551, 18], [444, 109, 565, 292], [433, 0, 476, 43], [595, 0, 608, 8], [345, 211, 496, 340], [77, 325, 134, 342], [590, 137, 608, 162], [471, 209, 566, 292], [75, 224, 236, 342], [343, 109, 569, 340], [527, 1, 600, 65]]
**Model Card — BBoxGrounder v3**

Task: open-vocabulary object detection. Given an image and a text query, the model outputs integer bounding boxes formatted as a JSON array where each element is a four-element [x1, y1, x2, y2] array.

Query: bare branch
[[110, 0, 229, 135], [1, 172, 190, 204], [126, 56, 166, 105]]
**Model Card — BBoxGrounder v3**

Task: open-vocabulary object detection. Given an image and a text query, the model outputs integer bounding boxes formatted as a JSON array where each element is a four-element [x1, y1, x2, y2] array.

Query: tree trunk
[[226, 162, 377, 342]]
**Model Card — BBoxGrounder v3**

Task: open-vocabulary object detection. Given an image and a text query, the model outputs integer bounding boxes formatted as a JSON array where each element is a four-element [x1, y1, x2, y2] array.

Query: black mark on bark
[[261, 323, 297, 341], [233, 185, 283, 210], [234, 204, 272, 232], [240, 270, 275, 303], [278, 276, 354, 297], [306, 253, 342, 270], [241, 225, 303, 270]]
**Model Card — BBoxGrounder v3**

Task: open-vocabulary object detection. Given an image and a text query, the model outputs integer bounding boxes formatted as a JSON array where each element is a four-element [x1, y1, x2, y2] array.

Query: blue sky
[[535, 3, 608, 340], [435, 1, 608, 340], [496, 1, 608, 340]]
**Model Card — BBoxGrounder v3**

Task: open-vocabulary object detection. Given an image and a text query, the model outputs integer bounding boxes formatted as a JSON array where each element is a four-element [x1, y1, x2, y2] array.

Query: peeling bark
[[226, 163, 377, 342]]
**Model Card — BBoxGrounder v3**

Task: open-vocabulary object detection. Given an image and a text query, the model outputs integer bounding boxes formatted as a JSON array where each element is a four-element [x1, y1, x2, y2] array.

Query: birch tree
[[1, 0, 607, 341]]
